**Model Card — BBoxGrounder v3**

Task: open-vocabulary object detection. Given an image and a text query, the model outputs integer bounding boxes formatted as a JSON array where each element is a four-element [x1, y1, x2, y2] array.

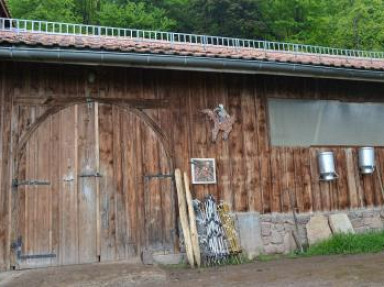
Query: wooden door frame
[[10, 99, 175, 268], [12, 99, 175, 180]]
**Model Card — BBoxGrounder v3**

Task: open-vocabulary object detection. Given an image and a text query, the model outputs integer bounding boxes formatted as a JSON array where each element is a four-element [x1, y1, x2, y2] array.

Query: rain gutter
[[1, 45, 384, 82]]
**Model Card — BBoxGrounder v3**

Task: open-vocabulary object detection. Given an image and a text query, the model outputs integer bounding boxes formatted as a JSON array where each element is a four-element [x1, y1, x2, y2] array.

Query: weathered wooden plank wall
[[1, 62, 384, 269]]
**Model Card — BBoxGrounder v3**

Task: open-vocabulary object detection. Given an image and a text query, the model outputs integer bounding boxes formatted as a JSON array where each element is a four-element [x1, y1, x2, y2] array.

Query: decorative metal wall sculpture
[[201, 104, 235, 142]]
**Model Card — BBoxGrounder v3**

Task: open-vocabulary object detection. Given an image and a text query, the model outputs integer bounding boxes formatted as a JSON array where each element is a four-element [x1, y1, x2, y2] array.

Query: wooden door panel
[[12, 103, 175, 269], [77, 103, 98, 264], [59, 106, 79, 265]]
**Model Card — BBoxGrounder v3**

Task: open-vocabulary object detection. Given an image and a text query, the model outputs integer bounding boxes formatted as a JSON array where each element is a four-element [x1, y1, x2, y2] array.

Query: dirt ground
[[160, 253, 384, 287], [1, 253, 384, 287]]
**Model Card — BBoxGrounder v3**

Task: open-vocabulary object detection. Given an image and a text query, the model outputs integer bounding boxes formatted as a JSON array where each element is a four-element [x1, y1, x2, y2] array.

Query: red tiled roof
[[1, 30, 384, 71]]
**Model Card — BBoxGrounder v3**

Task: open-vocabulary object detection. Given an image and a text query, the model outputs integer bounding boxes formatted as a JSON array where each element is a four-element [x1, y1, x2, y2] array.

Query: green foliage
[[188, 0, 268, 37], [7, 0, 384, 51], [306, 231, 384, 256], [8, 0, 79, 22], [98, 2, 176, 30]]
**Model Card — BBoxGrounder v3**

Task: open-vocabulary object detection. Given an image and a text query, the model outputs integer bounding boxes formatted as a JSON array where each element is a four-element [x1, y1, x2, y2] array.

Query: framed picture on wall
[[190, 158, 217, 184]]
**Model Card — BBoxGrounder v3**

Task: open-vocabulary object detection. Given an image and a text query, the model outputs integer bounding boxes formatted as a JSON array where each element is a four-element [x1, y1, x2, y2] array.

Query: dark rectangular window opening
[[268, 99, 384, 147]]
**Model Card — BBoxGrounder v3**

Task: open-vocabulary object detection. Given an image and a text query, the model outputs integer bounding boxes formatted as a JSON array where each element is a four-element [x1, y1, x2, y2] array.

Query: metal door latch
[[12, 179, 50, 188], [79, 172, 102, 178]]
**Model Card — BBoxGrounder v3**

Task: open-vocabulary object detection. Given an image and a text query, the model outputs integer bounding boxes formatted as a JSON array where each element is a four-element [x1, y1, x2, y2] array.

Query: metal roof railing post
[[0, 17, 383, 60]]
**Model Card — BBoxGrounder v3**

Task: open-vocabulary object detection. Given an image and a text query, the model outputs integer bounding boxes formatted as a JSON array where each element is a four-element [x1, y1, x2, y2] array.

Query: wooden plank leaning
[[175, 169, 195, 267], [184, 172, 201, 267]]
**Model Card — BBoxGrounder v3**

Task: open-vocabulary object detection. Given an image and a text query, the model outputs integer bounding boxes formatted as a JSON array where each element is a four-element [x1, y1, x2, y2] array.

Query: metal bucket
[[359, 147, 375, 174], [318, 151, 338, 181]]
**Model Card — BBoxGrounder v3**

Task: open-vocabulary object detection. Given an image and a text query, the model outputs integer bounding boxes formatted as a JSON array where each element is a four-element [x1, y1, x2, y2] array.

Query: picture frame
[[190, 158, 217, 184]]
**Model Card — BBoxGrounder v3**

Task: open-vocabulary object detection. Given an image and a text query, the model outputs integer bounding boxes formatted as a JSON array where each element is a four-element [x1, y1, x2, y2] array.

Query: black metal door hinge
[[143, 173, 174, 179], [79, 172, 102, 178], [11, 236, 56, 260], [12, 179, 50, 188]]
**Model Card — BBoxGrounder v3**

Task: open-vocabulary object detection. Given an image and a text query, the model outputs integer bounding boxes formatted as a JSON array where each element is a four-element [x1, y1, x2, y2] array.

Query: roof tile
[[1, 30, 384, 71]]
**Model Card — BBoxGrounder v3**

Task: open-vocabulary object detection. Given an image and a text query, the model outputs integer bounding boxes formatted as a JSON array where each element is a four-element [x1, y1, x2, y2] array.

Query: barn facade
[[1, 16, 384, 269]]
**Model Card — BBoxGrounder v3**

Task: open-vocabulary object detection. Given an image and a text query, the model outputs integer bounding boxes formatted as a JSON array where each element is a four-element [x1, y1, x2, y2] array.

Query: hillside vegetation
[[7, 0, 384, 50]]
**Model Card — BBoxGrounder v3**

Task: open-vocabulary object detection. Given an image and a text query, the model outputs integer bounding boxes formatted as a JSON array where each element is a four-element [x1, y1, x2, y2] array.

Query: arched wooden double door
[[11, 103, 175, 269]]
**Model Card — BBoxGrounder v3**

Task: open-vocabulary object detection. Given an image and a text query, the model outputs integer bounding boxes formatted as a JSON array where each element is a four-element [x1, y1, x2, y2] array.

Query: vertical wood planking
[[228, 77, 245, 211], [188, 73, 209, 200], [77, 103, 98, 264], [241, 77, 259, 211], [284, 147, 296, 212], [98, 104, 116, 261], [256, 93, 271, 213], [215, 75, 232, 205], [204, 74, 219, 200], [50, 110, 60, 266], [270, 148, 282, 212], [336, 148, 349, 210], [141, 72, 162, 251], [121, 111, 138, 256], [309, 148, 321, 211], [155, 73, 175, 252], [34, 112, 53, 266], [301, 149, 313, 212], [60, 106, 78, 265], [293, 149, 305, 212], [375, 149, 384, 205], [372, 149, 383, 206], [352, 147, 364, 207], [133, 114, 144, 252], [0, 64, 12, 270], [345, 148, 359, 208]]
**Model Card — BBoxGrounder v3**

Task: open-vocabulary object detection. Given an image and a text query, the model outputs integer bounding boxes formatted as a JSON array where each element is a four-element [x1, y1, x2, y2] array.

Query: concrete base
[[234, 212, 263, 260], [152, 253, 185, 265]]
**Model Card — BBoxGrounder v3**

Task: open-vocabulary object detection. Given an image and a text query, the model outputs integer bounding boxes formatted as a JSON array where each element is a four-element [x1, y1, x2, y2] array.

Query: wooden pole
[[184, 172, 201, 267], [175, 169, 194, 267]]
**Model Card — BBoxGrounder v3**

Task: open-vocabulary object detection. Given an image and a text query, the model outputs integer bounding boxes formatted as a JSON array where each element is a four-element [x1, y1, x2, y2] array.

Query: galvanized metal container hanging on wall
[[359, 147, 375, 175], [318, 151, 338, 181]]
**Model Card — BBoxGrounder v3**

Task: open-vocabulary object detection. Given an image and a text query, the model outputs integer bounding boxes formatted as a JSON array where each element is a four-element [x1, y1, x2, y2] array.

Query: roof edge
[[0, 1, 10, 18], [1, 45, 384, 83]]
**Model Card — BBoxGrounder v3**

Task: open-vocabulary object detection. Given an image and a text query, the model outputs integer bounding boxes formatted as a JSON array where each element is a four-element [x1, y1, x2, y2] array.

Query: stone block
[[284, 223, 295, 232], [271, 230, 284, 244], [350, 218, 363, 229], [363, 210, 374, 218], [329, 213, 355, 234], [261, 222, 272, 236], [306, 215, 332, 245], [348, 210, 363, 219], [274, 223, 284, 232], [262, 236, 272, 245], [263, 244, 276, 254], [235, 212, 263, 260], [363, 217, 383, 230], [275, 244, 285, 254], [283, 232, 298, 254]]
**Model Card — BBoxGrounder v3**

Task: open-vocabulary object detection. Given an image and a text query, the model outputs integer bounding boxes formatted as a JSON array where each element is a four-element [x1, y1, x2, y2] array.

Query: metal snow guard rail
[[1, 17, 384, 60]]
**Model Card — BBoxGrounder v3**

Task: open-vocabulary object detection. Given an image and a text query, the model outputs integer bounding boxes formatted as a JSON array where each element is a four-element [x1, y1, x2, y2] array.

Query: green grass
[[256, 254, 285, 262], [304, 231, 384, 256]]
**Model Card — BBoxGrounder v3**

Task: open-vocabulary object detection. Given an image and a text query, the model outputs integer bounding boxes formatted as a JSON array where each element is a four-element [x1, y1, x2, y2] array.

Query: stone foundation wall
[[258, 208, 384, 255]]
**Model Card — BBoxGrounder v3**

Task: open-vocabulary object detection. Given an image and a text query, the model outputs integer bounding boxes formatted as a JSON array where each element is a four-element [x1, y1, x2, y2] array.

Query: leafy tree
[[7, 0, 384, 51], [188, 0, 268, 38], [8, 0, 79, 22], [98, 1, 176, 30]]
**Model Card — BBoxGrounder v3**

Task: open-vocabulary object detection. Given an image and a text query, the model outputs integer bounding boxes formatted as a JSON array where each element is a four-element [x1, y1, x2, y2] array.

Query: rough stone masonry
[[234, 207, 384, 257]]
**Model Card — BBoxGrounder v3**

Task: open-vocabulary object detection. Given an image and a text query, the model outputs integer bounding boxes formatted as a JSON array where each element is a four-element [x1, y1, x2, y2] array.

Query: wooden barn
[[1, 12, 384, 270]]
